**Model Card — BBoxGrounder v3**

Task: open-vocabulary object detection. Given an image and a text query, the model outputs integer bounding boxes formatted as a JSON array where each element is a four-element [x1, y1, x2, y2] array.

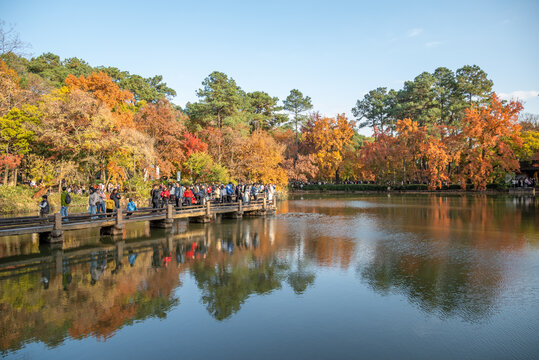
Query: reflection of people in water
[[219, 239, 234, 254], [62, 258, 72, 291], [185, 242, 196, 260], [112, 259, 123, 275], [41, 262, 50, 290], [152, 244, 161, 269], [90, 251, 107, 285], [162, 241, 172, 267], [182, 241, 208, 261], [128, 250, 138, 267], [253, 233, 259, 249], [175, 243, 185, 265]]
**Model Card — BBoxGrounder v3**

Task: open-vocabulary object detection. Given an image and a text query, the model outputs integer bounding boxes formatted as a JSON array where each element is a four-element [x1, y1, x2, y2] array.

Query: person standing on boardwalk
[[110, 189, 121, 211], [161, 186, 170, 206], [39, 194, 50, 224], [88, 188, 99, 218], [175, 183, 184, 207], [151, 184, 162, 209], [97, 186, 106, 216], [60, 186, 70, 220], [226, 182, 234, 202]]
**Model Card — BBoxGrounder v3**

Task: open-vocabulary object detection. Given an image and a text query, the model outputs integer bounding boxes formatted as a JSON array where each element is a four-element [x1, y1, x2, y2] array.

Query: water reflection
[[0, 195, 538, 358]]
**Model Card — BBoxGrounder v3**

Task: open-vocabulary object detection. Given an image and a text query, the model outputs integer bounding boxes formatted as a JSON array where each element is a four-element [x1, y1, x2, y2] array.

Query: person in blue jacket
[[226, 182, 234, 202], [127, 198, 137, 216]]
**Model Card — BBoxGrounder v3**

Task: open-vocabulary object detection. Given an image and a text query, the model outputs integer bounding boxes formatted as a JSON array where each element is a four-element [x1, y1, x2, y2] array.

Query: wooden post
[[263, 197, 267, 210], [238, 199, 243, 213], [51, 212, 63, 239], [206, 201, 211, 217], [116, 209, 123, 226], [167, 204, 173, 220], [150, 205, 173, 228]]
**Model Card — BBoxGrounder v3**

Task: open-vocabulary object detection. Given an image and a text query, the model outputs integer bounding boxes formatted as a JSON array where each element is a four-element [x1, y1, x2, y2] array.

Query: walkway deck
[[0, 198, 276, 239]]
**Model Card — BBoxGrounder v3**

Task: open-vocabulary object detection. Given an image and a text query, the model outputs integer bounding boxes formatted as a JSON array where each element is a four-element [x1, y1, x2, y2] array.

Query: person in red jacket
[[161, 186, 171, 206], [183, 187, 195, 205]]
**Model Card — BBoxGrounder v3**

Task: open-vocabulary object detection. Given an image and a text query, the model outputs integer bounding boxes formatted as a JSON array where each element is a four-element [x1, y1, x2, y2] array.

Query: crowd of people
[[511, 177, 536, 188], [150, 182, 276, 208], [37, 182, 277, 220]]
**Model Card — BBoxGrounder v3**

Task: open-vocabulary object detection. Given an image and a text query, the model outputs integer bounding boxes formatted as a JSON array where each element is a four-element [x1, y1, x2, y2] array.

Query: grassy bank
[[0, 184, 156, 215], [0, 186, 88, 215]]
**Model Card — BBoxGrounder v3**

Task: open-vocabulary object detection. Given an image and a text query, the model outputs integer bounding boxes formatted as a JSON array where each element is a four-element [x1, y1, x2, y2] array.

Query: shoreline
[[288, 189, 536, 195]]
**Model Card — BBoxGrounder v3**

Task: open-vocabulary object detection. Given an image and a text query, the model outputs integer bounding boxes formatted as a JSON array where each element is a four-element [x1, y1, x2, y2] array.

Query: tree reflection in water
[[192, 258, 289, 320], [1, 195, 537, 355], [352, 195, 534, 322], [0, 218, 318, 353]]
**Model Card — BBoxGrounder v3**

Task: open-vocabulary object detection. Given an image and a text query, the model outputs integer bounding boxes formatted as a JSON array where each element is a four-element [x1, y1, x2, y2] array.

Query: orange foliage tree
[[359, 119, 452, 189], [303, 114, 354, 180], [238, 130, 287, 185], [134, 100, 207, 176], [0, 60, 29, 117], [458, 94, 522, 190], [359, 129, 401, 184], [65, 71, 135, 128], [281, 154, 318, 182]]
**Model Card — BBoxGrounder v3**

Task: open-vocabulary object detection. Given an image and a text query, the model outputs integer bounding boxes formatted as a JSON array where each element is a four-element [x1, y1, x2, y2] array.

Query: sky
[[1, 0, 538, 134]]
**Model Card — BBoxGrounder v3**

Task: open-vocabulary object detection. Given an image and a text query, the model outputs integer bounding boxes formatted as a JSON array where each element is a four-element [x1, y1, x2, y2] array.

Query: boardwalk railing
[[0, 197, 276, 238]]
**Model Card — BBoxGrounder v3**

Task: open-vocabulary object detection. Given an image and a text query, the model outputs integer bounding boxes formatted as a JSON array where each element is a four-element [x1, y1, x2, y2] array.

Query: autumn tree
[[238, 130, 287, 185], [421, 133, 451, 190], [0, 105, 40, 184], [458, 94, 522, 190], [183, 152, 229, 183], [37, 88, 117, 181], [359, 129, 401, 184], [395, 118, 426, 183], [517, 130, 539, 161], [339, 133, 372, 181], [281, 154, 318, 182], [135, 100, 189, 176], [65, 71, 135, 128], [303, 114, 354, 180], [0, 60, 29, 116]]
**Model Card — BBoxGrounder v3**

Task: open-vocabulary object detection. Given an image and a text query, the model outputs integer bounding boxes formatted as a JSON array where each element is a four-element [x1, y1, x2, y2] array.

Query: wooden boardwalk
[[0, 197, 276, 240]]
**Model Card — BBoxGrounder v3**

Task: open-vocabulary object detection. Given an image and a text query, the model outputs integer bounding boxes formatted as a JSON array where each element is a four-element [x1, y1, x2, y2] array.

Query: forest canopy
[[0, 24, 537, 191]]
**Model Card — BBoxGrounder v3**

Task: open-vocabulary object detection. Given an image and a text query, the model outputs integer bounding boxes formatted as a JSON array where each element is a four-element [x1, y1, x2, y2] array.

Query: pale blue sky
[[2, 0, 538, 132]]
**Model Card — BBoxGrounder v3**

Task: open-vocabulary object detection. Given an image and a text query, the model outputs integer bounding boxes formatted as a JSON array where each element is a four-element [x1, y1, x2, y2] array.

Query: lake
[[1, 194, 538, 359]]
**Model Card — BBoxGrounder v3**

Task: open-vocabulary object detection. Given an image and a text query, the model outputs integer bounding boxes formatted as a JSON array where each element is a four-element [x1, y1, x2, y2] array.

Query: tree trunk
[[3, 166, 8, 186], [13, 167, 18, 186]]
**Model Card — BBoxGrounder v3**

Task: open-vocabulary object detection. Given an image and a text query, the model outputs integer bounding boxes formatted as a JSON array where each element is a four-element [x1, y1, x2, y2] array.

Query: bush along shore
[[288, 183, 522, 193]]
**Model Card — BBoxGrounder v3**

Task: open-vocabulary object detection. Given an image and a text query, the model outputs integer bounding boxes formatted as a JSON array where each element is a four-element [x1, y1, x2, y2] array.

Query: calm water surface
[[1, 194, 538, 359]]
